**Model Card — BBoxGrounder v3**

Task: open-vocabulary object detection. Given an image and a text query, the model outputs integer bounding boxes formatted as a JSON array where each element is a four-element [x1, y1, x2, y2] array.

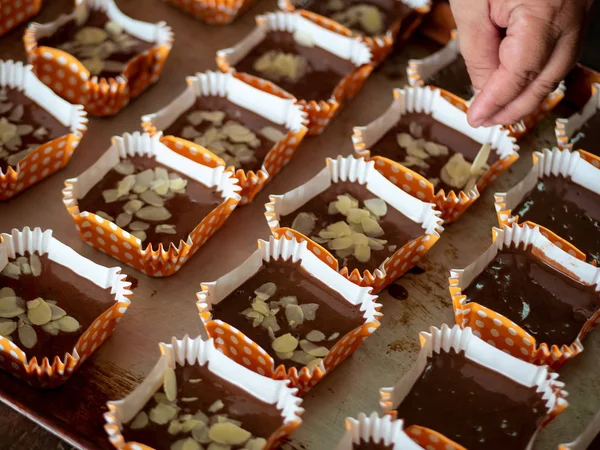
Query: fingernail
[[469, 115, 485, 128]]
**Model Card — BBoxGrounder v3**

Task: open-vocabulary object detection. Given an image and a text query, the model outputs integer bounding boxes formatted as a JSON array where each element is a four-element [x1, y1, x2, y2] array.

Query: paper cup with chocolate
[[216, 11, 374, 136], [555, 81, 600, 153], [24, 0, 173, 117], [104, 336, 304, 450], [0, 60, 87, 201], [495, 147, 600, 266], [559, 409, 600, 450], [265, 155, 443, 293], [353, 86, 519, 223], [406, 30, 565, 139], [196, 235, 381, 394], [164, 0, 258, 25], [0, 0, 42, 36], [334, 412, 427, 450], [0, 227, 131, 388], [278, 0, 431, 65], [142, 70, 308, 205], [380, 324, 568, 450], [450, 224, 600, 369], [63, 131, 241, 277]]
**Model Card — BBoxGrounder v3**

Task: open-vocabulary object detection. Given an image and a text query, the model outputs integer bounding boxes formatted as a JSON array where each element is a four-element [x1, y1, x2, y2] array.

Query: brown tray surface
[[0, 1, 599, 449]]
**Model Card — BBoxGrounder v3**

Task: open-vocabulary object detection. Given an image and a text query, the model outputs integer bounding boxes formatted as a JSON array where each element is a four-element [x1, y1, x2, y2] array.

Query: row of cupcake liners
[[0, 0, 42, 37]]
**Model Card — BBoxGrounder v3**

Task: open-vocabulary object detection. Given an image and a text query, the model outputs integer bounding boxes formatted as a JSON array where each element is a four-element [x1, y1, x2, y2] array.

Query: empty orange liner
[[164, 0, 258, 24]]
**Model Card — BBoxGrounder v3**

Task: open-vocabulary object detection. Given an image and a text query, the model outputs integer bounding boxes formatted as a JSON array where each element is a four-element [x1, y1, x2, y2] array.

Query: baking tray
[[0, 1, 599, 449]]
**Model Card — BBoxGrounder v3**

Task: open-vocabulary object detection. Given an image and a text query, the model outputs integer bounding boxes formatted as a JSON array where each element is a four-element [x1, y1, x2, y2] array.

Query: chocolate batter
[[211, 260, 364, 369], [278, 182, 424, 274], [426, 54, 474, 101], [122, 363, 283, 448], [352, 439, 393, 449], [234, 31, 357, 101], [395, 350, 547, 450], [0, 253, 115, 361], [163, 95, 287, 172], [569, 111, 600, 155], [78, 156, 223, 248], [515, 176, 600, 264], [464, 247, 600, 346]]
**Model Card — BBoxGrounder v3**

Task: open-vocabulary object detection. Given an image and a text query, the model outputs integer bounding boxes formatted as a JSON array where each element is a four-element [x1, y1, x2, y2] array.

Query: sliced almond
[[306, 330, 326, 342], [280, 296, 297, 307], [208, 422, 251, 445], [181, 126, 201, 139], [16, 124, 34, 136], [299, 303, 319, 321], [354, 244, 371, 263], [346, 208, 370, 224], [361, 217, 384, 237], [396, 133, 414, 148], [32, 126, 48, 140], [96, 211, 114, 222], [133, 169, 155, 194], [291, 212, 316, 236], [0, 320, 17, 336], [156, 224, 177, 235], [102, 189, 120, 203], [9, 104, 24, 122], [154, 392, 172, 405], [285, 304, 304, 327], [27, 298, 52, 325], [130, 411, 149, 430], [149, 403, 178, 425], [254, 282, 276, 299], [169, 178, 187, 192], [300, 340, 330, 357], [272, 333, 298, 353], [208, 399, 224, 413], [140, 190, 164, 207], [122, 200, 143, 215], [2, 262, 21, 279], [251, 298, 270, 316], [135, 206, 172, 221], [191, 423, 211, 444], [367, 237, 386, 251], [41, 321, 59, 336], [335, 195, 352, 214], [129, 221, 150, 231], [116, 212, 133, 228], [329, 236, 353, 251], [131, 231, 147, 242], [290, 350, 314, 365], [326, 221, 351, 237], [0, 288, 15, 299], [423, 141, 449, 156], [261, 126, 286, 143], [364, 198, 387, 217], [261, 314, 280, 333], [307, 358, 323, 371], [246, 438, 267, 450], [76, 27, 107, 45], [351, 232, 369, 247], [18, 323, 37, 348], [164, 367, 177, 402], [329, 332, 340, 341], [168, 420, 183, 435], [440, 153, 472, 189], [118, 174, 136, 197], [55, 315, 80, 332]]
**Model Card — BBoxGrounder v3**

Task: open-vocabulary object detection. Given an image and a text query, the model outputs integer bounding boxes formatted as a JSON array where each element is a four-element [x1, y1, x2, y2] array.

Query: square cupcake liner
[[141, 70, 308, 205], [265, 155, 444, 293], [277, 0, 431, 66], [24, 0, 173, 117], [380, 324, 568, 450], [0, 60, 88, 201], [334, 412, 428, 450], [216, 11, 374, 136], [556, 83, 600, 150], [196, 235, 382, 395], [62, 131, 241, 277], [559, 409, 600, 450], [0, 227, 132, 388], [104, 335, 304, 450], [164, 0, 258, 24], [495, 147, 600, 264], [449, 224, 600, 369], [353, 86, 519, 223], [406, 30, 566, 139], [0, 0, 42, 36]]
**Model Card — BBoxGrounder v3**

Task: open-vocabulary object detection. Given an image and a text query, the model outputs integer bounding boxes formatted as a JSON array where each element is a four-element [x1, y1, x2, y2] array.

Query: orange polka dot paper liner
[[380, 324, 568, 450], [104, 335, 304, 450], [62, 131, 242, 277], [353, 86, 519, 223], [334, 412, 431, 450], [216, 12, 374, 136], [142, 70, 308, 205], [196, 235, 382, 395], [265, 155, 444, 294], [24, 0, 173, 117], [406, 30, 566, 140], [555, 83, 600, 150], [0, 60, 88, 201], [495, 147, 600, 265], [164, 0, 258, 24], [277, 0, 431, 66], [0, 0, 42, 36], [449, 224, 600, 369], [558, 408, 600, 450], [0, 227, 132, 388]]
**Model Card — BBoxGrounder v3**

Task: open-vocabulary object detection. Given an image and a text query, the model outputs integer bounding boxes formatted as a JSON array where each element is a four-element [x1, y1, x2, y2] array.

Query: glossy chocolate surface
[[122, 363, 283, 447], [0, 88, 69, 172], [370, 112, 487, 193], [234, 31, 356, 101], [396, 350, 547, 450], [570, 110, 600, 156], [464, 247, 600, 346], [163, 95, 287, 172], [516, 176, 600, 264], [78, 155, 222, 248], [278, 182, 423, 273], [426, 54, 473, 101], [211, 260, 364, 369], [38, 10, 153, 79], [0, 253, 114, 361], [352, 439, 393, 449]]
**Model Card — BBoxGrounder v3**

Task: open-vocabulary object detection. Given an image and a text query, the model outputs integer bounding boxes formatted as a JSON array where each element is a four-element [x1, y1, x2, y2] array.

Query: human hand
[[448, 0, 592, 127]]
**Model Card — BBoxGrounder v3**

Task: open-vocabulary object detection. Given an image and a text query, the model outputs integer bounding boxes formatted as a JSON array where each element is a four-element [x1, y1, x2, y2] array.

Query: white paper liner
[[380, 324, 568, 448], [556, 84, 600, 146], [0, 59, 88, 176], [104, 335, 304, 449], [63, 131, 241, 253], [353, 86, 519, 199], [196, 234, 381, 375], [334, 412, 425, 450], [0, 227, 131, 367], [560, 408, 600, 449]]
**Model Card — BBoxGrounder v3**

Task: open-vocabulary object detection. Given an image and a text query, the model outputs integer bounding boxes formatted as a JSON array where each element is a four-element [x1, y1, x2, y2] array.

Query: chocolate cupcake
[[266, 156, 443, 292], [24, 0, 173, 116], [104, 336, 304, 450], [164, 0, 258, 24], [63, 131, 241, 277], [559, 409, 600, 450], [495, 148, 600, 265], [556, 81, 600, 156], [0, 0, 42, 36], [0, 227, 131, 388], [380, 324, 568, 450], [217, 12, 373, 136], [197, 235, 381, 394], [142, 70, 308, 205], [407, 30, 566, 138], [353, 86, 519, 223], [0, 60, 87, 200], [278, 0, 431, 65]]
